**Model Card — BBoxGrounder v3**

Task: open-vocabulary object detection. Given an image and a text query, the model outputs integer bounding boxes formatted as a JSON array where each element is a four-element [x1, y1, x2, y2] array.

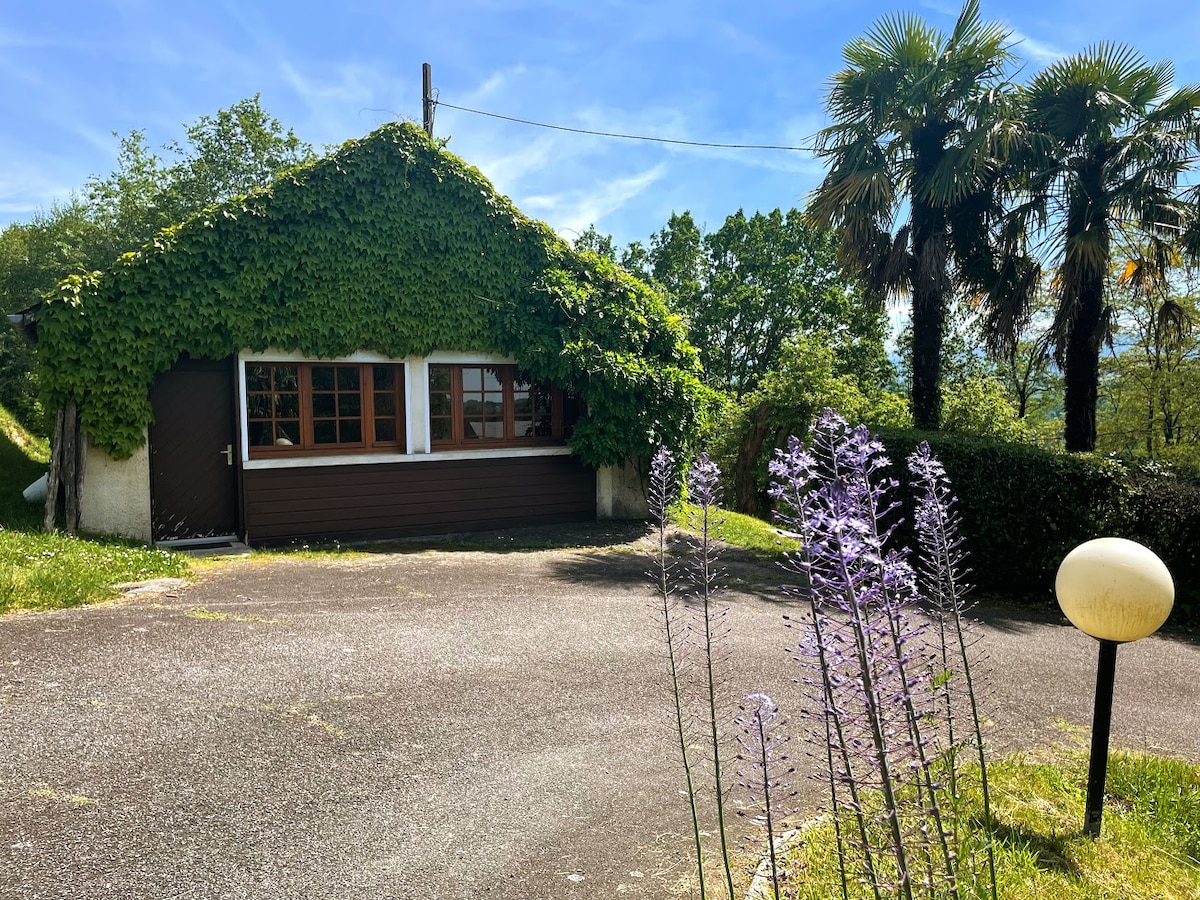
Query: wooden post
[[43, 405, 64, 532], [422, 63, 434, 137], [62, 399, 80, 534]]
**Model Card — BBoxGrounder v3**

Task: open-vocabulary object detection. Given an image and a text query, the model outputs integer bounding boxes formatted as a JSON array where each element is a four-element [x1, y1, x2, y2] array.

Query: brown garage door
[[149, 356, 239, 542]]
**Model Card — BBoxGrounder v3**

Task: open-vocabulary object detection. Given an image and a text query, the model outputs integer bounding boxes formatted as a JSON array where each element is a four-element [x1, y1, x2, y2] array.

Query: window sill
[[243, 445, 574, 469]]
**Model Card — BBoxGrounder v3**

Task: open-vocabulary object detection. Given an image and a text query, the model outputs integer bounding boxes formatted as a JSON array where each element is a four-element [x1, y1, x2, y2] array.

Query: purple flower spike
[[687, 452, 721, 508], [772, 414, 994, 900]]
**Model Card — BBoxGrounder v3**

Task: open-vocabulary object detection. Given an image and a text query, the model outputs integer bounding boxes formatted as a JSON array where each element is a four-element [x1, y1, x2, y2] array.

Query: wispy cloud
[[467, 134, 561, 196], [459, 65, 529, 106], [0, 160, 76, 216], [1008, 28, 1067, 67], [713, 20, 782, 61], [523, 164, 667, 236]]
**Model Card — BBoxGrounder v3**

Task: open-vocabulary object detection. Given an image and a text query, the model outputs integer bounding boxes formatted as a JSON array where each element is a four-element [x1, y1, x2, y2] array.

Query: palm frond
[[981, 253, 1041, 359]]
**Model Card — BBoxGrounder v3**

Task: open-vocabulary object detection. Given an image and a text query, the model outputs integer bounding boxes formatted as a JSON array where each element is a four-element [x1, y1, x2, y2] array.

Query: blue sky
[[4, 0, 1200, 251]]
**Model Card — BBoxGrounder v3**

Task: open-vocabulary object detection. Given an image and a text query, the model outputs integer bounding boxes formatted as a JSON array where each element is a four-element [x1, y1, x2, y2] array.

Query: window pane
[[429, 366, 450, 391], [311, 366, 334, 390], [515, 417, 533, 437], [276, 393, 300, 419], [483, 421, 504, 439], [431, 418, 452, 440], [483, 367, 503, 391], [311, 393, 335, 418], [313, 420, 337, 444], [373, 366, 395, 390], [339, 420, 362, 443], [513, 394, 532, 418], [337, 367, 360, 391], [248, 421, 272, 446], [465, 419, 483, 439], [275, 367, 299, 390], [246, 366, 271, 392], [375, 419, 397, 443], [484, 391, 503, 412], [429, 393, 451, 416], [247, 394, 271, 419], [338, 393, 361, 416], [462, 367, 482, 391], [563, 392, 582, 437], [276, 422, 300, 445], [374, 393, 396, 416]]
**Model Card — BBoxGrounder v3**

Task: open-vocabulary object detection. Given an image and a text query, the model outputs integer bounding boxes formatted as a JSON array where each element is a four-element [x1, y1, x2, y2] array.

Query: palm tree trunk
[[1063, 278, 1105, 452], [911, 284, 945, 430], [909, 199, 949, 430]]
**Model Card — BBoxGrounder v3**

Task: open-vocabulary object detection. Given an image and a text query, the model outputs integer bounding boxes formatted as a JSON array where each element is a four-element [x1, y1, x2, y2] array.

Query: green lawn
[[672, 502, 801, 555], [777, 747, 1199, 900], [0, 402, 189, 614]]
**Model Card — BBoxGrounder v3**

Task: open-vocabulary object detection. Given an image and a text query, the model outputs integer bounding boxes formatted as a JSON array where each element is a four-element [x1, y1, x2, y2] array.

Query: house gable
[[35, 123, 706, 470]]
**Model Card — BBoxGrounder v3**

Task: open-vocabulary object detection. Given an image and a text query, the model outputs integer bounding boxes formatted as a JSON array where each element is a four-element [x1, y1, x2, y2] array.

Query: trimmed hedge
[[872, 429, 1199, 627]]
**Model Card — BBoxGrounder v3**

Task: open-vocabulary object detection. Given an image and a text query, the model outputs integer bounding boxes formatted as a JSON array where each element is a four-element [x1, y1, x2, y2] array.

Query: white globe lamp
[[1055, 537, 1174, 836]]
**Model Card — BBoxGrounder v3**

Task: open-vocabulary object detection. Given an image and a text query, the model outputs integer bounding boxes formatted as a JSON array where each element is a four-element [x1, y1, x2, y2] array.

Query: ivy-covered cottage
[[21, 123, 703, 546]]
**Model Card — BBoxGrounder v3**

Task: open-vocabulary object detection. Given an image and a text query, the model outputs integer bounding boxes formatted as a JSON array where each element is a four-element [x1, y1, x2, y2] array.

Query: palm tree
[[808, 0, 1017, 430], [1007, 45, 1200, 452]]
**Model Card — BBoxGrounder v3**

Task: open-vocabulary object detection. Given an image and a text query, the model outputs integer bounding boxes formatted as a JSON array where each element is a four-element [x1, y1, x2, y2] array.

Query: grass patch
[[0, 530, 189, 614], [671, 503, 800, 556], [781, 748, 1200, 899], [0, 401, 49, 531], [1, 400, 189, 614], [185, 605, 292, 625]]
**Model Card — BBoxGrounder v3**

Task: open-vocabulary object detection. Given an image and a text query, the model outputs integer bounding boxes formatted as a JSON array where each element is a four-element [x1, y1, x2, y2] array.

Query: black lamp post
[[1055, 537, 1174, 837]]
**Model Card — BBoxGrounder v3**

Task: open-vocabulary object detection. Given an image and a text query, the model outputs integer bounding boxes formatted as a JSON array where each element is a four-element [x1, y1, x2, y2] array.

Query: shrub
[[707, 334, 910, 516], [871, 429, 1200, 626], [1123, 467, 1200, 624]]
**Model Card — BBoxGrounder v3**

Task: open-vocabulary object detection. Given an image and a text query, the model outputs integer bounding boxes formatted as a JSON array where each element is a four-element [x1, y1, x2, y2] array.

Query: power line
[[433, 99, 817, 152]]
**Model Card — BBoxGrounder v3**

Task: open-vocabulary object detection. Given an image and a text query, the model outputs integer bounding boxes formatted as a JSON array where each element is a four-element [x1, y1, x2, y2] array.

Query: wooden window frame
[[246, 362, 406, 458], [428, 364, 567, 449]]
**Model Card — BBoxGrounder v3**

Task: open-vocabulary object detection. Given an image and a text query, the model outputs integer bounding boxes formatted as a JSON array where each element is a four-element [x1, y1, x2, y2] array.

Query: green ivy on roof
[[37, 122, 710, 466]]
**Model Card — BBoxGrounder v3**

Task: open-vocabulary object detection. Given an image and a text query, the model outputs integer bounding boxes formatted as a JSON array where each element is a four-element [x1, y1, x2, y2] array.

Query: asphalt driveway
[[1, 539, 1198, 899]]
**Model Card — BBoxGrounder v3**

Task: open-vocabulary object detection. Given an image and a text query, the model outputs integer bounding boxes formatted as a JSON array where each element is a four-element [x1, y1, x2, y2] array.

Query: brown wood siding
[[242, 454, 596, 544]]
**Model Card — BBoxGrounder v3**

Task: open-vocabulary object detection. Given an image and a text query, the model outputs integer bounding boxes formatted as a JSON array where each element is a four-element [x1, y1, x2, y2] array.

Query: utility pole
[[422, 63, 434, 138]]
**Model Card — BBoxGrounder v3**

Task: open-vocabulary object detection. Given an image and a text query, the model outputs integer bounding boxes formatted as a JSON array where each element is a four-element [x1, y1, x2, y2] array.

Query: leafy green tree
[[644, 211, 705, 318], [993, 316, 1057, 422], [572, 225, 619, 262], [1010, 46, 1200, 451], [1, 200, 110, 427], [587, 209, 883, 397], [941, 373, 1033, 442], [84, 95, 314, 249], [1, 97, 313, 431], [160, 96, 313, 216], [695, 208, 886, 394], [709, 332, 910, 514], [808, 0, 1017, 430], [1099, 283, 1200, 467]]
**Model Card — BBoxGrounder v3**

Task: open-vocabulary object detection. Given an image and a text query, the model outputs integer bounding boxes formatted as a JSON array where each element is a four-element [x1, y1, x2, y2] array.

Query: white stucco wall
[[596, 459, 648, 520], [79, 432, 152, 541]]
